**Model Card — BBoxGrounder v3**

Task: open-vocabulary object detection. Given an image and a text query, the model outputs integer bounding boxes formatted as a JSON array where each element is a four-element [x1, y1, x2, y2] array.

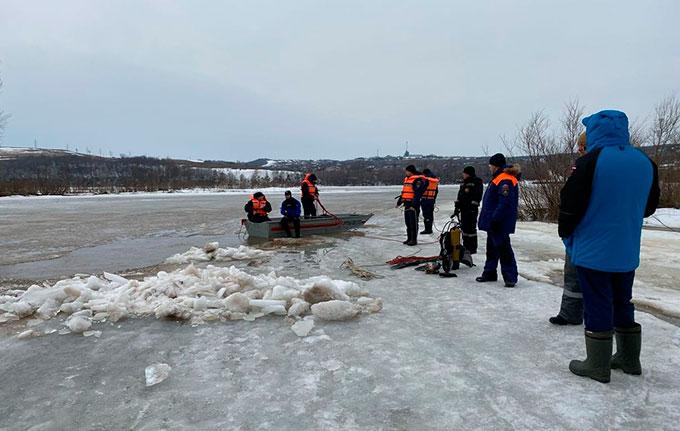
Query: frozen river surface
[[1, 188, 680, 430]]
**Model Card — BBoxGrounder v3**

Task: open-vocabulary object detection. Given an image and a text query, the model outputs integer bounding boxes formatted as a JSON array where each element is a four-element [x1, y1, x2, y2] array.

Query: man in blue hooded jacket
[[280, 190, 302, 238], [559, 110, 659, 383], [476, 153, 521, 287]]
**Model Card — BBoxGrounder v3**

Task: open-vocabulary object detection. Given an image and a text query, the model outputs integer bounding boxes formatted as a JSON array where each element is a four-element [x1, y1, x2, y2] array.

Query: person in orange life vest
[[476, 153, 521, 287], [301, 173, 319, 219], [244, 192, 272, 223], [420, 168, 439, 235], [396, 165, 428, 246]]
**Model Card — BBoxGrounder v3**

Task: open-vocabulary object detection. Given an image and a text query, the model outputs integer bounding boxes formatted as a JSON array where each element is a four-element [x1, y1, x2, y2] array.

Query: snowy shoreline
[[0, 185, 413, 200]]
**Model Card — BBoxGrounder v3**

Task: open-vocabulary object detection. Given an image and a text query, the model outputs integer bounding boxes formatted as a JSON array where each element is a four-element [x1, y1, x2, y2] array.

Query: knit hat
[[463, 166, 475, 176], [284, 190, 292, 196], [423, 168, 434, 177], [405, 164, 417, 174], [489, 153, 507, 168]]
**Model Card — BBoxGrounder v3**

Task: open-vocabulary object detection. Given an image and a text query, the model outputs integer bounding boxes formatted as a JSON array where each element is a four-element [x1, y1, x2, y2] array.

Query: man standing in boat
[[396, 165, 428, 246], [301, 173, 319, 219], [420, 168, 439, 235], [280, 190, 301, 238], [244, 192, 272, 223]]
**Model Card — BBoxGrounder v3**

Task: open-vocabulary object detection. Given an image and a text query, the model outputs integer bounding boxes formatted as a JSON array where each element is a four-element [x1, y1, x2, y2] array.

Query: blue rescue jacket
[[478, 166, 520, 234], [280, 197, 302, 218], [559, 110, 660, 272]]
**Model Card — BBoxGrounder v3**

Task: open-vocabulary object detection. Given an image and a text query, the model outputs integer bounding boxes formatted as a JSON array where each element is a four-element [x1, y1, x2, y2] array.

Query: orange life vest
[[301, 174, 317, 197], [491, 172, 518, 187], [401, 175, 424, 201], [422, 177, 439, 200], [250, 196, 268, 216]]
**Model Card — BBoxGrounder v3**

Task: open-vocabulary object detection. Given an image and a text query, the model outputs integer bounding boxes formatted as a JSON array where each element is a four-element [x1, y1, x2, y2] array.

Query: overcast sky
[[1, 1, 679, 161]]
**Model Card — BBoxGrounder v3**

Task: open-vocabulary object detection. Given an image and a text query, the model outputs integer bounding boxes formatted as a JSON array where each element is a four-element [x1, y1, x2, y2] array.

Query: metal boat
[[242, 213, 373, 239]]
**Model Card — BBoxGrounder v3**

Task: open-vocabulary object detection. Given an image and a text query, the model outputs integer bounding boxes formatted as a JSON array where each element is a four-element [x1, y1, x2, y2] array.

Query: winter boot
[[611, 324, 642, 375], [420, 220, 433, 235], [569, 330, 614, 383], [549, 315, 580, 326], [475, 272, 497, 283]]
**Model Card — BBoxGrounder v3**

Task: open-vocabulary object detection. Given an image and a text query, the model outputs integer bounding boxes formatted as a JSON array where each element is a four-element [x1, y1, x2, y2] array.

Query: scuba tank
[[439, 217, 473, 277]]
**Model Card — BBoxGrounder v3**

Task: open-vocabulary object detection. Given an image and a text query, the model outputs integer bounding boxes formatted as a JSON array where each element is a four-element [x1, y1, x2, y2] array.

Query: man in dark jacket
[[454, 166, 484, 254], [244, 192, 272, 222], [280, 190, 302, 238], [550, 132, 588, 326], [476, 153, 520, 287], [420, 168, 440, 234], [559, 110, 659, 383], [396, 165, 428, 246], [301, 173, 319, 219]]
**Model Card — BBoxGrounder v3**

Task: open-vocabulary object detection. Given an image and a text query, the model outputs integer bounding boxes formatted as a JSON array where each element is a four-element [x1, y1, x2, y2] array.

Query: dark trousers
[[460, 209, 478, 254], [421, 199, 435, 233], [558, 253, 583, 324], [576, 266, 635, 332], [404, 203, 420, 242], [483, 232, 517, 283], [247, 214, 270, 223], [301, 198, 316, 219], [280, 216, 301, 237]]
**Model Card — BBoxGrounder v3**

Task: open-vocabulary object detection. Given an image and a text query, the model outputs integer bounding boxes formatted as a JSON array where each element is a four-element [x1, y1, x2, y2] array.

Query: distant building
[[403, 150, 410, 157]]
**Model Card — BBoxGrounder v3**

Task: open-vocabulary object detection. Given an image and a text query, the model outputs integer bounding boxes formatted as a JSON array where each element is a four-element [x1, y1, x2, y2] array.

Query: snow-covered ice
[[1, 191, 679, 430], [643, 207, 680, 229]]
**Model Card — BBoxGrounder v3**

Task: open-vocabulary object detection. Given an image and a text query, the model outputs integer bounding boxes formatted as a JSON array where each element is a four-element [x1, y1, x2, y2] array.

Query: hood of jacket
[[494, 164, 521, 178], [582, 110, 630, 151]]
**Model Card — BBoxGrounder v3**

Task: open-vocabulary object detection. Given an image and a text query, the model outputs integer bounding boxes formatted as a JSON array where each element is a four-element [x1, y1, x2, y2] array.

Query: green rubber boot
[[611, 323, 642, 375], [569, 330, 613, 383]]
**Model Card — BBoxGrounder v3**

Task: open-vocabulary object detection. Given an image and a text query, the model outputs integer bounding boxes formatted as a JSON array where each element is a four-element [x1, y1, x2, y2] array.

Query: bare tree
[[506, 100, 585, 221], [648, 95, 680, 207]]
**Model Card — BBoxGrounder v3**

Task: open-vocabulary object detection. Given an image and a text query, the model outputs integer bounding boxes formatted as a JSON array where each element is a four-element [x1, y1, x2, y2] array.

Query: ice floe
[[0, 246, 381, 337]]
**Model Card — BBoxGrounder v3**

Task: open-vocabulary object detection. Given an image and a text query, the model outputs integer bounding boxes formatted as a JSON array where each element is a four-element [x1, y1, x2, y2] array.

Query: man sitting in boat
[[280, 190, 302, 238], [244, 192, 272, 222], [301, 173, 319, 219]]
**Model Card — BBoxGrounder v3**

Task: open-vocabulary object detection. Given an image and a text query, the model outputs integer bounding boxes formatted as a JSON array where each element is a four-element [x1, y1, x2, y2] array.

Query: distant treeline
[[0, 154, 297, 196], [0, 152, 513, 197], [1, 148, 677, 207]]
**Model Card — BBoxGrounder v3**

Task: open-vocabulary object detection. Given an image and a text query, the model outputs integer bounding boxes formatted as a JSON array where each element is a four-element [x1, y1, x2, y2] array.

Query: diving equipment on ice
[[439, 218, 473, 277]]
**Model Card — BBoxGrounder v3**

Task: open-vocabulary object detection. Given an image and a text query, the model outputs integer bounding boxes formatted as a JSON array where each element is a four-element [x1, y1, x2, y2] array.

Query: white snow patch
[[644, 208, 680, 229]]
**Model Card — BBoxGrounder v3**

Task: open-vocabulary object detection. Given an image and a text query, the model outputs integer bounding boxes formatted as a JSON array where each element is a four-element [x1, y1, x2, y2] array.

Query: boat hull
[[243, 213, 373, 239]]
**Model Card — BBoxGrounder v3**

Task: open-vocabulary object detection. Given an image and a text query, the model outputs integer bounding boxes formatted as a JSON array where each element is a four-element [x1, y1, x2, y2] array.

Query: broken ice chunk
[[145, 363, 171, 387], [291, 318, 314, 337], [311, 300, 359, 321], [66, 315, 92, 333], [17, 329, 36, 339]]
